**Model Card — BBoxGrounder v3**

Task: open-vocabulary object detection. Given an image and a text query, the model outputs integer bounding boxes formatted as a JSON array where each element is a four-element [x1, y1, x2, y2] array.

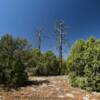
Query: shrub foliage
[[0, 34, 67, 88], [0, 34, 30, 88], [66, 37, 100, 91], [28, 49, 66, 76]]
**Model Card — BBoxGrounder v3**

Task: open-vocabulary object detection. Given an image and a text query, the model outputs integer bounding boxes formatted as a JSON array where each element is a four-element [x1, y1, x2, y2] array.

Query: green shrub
[[67, 37, 100, 92], [28, 49, 66, 76], [0, 34, 30, 88]]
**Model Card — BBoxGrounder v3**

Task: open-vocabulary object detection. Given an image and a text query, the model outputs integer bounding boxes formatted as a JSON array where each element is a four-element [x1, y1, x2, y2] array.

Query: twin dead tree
[[34, 20, 69, 73]]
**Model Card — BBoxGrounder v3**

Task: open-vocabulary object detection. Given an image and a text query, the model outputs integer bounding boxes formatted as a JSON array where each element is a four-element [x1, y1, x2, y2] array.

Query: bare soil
[[0, 76, 100, 100]]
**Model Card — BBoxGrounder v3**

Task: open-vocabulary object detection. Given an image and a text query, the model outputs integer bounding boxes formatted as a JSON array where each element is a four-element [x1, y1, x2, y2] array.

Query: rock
[[65, 93, 74, 98], [71, 90, 80, 94], [31, 87, 36, 91], [92, 92, 100, 96], [56, 87, 60, 91], [0, 96, 4, 100], [58, 95, 64, 98], [40, 84, 47, 88], [83, 96, 89, 100], [52, 81, 57, 83]]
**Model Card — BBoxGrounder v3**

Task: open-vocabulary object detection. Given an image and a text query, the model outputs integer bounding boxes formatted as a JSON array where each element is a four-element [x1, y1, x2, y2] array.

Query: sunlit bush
[[67, 37, 100, 91]]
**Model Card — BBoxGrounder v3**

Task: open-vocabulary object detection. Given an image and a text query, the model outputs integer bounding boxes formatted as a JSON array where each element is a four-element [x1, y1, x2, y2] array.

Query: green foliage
[[27, 48, 43, 75], [0, 34, 31, 88], [32, 50, 59, 76], [28, 49, 66, 76], [42, 51, 60, 75], [67, 37, 100, 92]]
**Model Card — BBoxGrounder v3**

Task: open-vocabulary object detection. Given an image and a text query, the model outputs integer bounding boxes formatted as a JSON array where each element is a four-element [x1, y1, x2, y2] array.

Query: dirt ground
[[0, 76, 100, 100]]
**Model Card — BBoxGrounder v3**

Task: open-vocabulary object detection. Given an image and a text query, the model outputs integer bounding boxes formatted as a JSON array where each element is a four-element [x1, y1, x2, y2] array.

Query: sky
[[0, 0, 100, 58]]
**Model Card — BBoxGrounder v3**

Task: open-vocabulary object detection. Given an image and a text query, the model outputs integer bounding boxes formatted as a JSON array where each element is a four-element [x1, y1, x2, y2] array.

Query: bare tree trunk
[[38, 32, 41, 51], [35, 28, 43, 51], [59, 31, 63, 73], [55, 20, 69, 75]]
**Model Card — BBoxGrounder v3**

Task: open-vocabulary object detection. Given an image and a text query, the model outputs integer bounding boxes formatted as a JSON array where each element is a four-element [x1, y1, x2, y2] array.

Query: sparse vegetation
[[0, 34, 66, 88], [0, 33, 99, 93]]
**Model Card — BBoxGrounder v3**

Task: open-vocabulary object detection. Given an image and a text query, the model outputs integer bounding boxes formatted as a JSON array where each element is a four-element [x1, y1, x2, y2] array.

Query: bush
[[28, 49, 66, 76], [34, 50, 60, 76], [67, 37, 100, 92], [0, 34, 30, 88]]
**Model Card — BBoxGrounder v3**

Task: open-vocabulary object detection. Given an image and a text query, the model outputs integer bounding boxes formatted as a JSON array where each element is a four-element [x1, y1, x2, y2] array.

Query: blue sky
[[0, 0, 100, 58]]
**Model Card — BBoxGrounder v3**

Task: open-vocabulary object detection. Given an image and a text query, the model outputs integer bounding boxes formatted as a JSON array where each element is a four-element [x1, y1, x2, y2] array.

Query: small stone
[[56, 87, 60, 91], [41, 84, 47, 88], [71, 90, 80, 94], [58, 95, 64, 98], [31, 87, 36, 91], [65, 93, 74, 98], [92, 92, 100, 96], [0, 96, 4, 100], [86, 94, 90, 97], [83, 96, 89, 100]]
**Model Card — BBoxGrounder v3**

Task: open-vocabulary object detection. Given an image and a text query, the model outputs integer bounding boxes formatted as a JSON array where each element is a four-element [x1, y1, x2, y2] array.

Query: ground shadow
[[0, 80, 50, 91], [24, 79, 50, 87]]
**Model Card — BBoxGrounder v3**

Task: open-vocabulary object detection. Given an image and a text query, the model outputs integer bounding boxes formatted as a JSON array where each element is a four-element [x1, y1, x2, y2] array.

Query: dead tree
[[35, 27, 43, 51], [55, 20, 69, 72]]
